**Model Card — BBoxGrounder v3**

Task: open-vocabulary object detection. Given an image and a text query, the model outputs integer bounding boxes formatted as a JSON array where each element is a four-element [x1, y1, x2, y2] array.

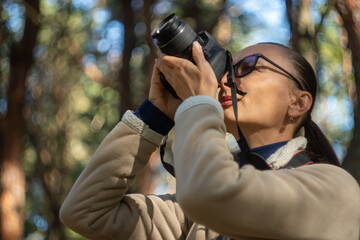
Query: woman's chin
[[224, 115, 237, 130]]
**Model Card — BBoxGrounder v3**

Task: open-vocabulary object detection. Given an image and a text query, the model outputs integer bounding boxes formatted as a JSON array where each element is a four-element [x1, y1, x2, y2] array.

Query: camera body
[[151, 14, 227, 98]]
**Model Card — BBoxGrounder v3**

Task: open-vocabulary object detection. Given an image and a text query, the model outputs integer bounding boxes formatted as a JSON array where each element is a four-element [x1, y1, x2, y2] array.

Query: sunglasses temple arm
[[260, 54, 303, 89]]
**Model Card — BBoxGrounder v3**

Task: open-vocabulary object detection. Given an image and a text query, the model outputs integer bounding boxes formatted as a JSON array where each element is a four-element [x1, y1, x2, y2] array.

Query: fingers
[[155, 55, 178, 82], [156, 42, 206, 72], [155, 58, 174, 85], [192, 41, 207, 68], [155, 54, 191, 87], [156, 52, 183, 68], [150, 64, 161, 84]]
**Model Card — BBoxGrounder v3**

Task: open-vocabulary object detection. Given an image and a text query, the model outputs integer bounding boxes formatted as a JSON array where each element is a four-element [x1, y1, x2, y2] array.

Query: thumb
[[192, 41, 207, 68], [151, 62, 161, 84]]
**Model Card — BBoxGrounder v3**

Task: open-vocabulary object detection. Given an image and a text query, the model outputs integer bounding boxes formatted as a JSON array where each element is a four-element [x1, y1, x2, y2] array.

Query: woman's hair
[[260, 42, 340, 166]]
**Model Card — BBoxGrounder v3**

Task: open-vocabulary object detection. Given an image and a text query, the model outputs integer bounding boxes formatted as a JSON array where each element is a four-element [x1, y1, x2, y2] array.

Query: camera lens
[[152, 14, 180, 45], [151, 14, 198, 60]]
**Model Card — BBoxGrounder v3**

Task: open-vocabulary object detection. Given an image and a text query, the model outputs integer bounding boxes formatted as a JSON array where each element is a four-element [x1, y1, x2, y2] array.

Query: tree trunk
[[119, 0, 135, 115], [0, 0, 39, 239], [286, 0, 317, 68], [144, 0, 156, 95], [286, 0, 298, 49], [335, 0, 360, 184]]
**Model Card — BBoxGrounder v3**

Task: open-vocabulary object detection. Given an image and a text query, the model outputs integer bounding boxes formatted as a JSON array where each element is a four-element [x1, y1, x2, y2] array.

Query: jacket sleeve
[[173, 96, 360, 240], [59, 111, 190, 240]]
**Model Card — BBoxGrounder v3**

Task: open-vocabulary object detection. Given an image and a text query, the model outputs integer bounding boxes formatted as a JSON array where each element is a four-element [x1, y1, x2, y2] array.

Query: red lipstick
[[220, 95, 233, 107]]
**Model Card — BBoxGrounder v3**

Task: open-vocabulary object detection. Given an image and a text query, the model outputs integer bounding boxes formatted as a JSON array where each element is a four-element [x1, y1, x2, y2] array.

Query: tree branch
[[314, 0, 336, 38]]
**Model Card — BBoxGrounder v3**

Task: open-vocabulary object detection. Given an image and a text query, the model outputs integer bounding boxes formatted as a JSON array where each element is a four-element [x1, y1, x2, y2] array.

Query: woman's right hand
[[148, 64, 182, 120]]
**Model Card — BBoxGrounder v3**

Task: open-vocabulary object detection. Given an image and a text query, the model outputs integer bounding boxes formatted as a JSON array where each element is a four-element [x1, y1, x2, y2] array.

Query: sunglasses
[[233, 53, 304, 90]]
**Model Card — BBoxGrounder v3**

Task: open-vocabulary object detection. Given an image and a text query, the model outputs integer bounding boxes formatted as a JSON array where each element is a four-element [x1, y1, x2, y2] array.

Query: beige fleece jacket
[[60, 96, 360, 240]]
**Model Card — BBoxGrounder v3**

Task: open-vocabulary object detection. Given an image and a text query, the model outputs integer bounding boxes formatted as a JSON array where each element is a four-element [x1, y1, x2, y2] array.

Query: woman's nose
[[219, 73, 231, 90]]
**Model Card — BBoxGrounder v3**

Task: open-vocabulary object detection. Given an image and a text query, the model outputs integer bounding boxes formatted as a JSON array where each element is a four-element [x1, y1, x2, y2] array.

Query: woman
[[60, 42, 360, 239]]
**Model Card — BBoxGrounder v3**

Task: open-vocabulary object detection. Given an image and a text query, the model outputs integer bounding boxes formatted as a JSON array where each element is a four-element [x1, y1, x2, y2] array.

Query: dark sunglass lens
[[236, 55, 256, 77]]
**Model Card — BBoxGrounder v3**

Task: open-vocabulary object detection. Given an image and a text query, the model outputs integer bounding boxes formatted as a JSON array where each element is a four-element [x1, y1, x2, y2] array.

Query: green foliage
[[315, 10, 354, 159], [1, 0, 120, 238]]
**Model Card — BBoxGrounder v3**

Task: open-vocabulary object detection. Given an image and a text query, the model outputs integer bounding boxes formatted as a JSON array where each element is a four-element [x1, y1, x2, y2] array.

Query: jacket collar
[[228, 135, 308, 170], [266, 137, 307, 170]]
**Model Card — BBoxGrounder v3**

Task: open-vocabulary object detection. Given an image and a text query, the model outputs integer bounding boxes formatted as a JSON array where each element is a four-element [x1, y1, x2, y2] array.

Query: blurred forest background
[[1, 0, 360, 239]]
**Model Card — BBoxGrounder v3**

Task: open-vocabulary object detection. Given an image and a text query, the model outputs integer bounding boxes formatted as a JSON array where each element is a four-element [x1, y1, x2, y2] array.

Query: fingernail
[[194, 41, 201, 50], [155, 58, 160, 66]]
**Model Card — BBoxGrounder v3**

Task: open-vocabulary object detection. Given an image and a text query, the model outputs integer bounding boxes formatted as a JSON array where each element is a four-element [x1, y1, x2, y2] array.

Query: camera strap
[[225, 50, 270, 170]]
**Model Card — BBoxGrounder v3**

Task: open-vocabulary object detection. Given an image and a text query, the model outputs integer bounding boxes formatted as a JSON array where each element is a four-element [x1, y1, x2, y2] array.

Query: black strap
[[225, 50, 270, 171], [160, 143, 176, 177]]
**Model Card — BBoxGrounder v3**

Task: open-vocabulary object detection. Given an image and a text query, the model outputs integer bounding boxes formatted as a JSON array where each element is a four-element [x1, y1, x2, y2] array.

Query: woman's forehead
[[233, 44, 286, 64]]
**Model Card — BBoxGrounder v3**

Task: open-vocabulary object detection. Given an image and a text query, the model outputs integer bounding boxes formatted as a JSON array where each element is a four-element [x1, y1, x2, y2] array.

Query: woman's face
[[218, 44, 299, 138]]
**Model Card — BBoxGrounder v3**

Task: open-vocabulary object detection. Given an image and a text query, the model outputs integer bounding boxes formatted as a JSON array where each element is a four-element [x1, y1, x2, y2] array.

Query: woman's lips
[[220, 95, 234, 107]]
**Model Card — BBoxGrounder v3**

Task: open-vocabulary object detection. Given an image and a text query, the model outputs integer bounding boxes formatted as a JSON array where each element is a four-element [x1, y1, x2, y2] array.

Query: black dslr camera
[[151, 14, 228, 98]]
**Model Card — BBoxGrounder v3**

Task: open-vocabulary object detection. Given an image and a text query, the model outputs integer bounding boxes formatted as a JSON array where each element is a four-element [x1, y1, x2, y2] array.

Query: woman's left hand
[[155, 41, 219, 100]]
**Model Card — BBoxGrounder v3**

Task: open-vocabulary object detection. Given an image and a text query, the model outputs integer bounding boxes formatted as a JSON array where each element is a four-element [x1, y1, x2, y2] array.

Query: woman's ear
[[288, 90, 313, 118]]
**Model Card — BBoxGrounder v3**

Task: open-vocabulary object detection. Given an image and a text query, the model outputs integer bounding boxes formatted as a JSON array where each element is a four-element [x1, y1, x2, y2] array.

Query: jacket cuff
[[134, 99, 174, 135], [174, 96, 224, 122], [121, 110, 167, 146]]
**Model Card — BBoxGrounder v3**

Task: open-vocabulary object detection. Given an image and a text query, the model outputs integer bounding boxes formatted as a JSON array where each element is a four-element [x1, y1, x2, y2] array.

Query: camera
[[151, 13, 228, 98]]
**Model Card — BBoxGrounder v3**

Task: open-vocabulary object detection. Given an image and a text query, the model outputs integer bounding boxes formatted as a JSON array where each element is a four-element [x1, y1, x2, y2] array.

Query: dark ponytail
[[304, 118, 340, 166], [260, 42, 340, 166]]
